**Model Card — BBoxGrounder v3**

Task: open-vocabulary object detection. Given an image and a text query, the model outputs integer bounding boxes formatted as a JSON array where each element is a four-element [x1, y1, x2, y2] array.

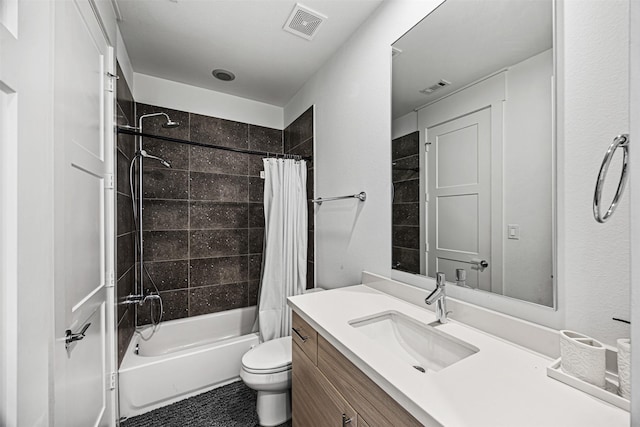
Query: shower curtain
[[257, 158, 308, 343]]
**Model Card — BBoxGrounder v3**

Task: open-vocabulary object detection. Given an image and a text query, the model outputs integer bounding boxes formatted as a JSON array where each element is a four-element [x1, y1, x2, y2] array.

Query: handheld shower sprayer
[[138, 149, 171, 168]]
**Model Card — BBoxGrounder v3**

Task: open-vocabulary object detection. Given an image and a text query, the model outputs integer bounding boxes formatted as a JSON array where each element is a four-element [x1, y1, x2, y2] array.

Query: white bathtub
[[118, 306, 259, 419]]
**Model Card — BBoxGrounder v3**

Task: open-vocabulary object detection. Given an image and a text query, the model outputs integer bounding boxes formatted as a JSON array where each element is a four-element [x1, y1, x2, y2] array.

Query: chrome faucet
[[425, 272, 449, 324], [123, 292, 161, 306]]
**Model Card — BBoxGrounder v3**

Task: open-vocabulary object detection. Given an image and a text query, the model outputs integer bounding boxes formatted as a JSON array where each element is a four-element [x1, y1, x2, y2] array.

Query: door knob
[[470, 259, 489, 271]]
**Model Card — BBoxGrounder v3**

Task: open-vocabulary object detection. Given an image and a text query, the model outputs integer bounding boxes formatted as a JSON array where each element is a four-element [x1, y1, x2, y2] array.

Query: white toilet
[[241, 288, 324, 426], [240, 336, 293, 426]]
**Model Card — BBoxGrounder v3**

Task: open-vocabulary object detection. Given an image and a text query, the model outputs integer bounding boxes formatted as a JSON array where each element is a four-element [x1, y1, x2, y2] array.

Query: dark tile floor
[[120, 381, 292, 427]]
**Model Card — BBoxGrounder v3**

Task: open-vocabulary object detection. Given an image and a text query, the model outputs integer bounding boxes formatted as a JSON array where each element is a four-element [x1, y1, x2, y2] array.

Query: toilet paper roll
[[560, 330, 606, 388], [617, 339, 631, 399]]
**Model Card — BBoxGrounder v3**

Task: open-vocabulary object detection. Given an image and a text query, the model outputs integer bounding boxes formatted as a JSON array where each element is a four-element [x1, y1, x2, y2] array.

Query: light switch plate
[[508, 224, 520, 240]]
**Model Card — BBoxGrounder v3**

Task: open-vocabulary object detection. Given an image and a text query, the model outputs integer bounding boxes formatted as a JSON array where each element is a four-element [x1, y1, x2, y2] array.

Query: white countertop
[[288, 285, 630, 427]]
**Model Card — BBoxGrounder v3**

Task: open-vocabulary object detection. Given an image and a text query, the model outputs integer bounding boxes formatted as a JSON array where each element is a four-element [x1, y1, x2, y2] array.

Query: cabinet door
[[292, 342, 358, 427]]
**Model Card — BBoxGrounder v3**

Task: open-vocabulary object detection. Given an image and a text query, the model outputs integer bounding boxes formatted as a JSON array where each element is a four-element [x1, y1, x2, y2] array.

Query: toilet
[[241, 288, 324, 426], [240, 336, 292, 426]]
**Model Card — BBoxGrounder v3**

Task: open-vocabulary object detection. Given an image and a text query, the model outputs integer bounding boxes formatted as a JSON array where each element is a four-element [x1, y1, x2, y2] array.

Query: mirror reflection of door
[[426, 108, 491, 291], [391, 0, 555, 307]]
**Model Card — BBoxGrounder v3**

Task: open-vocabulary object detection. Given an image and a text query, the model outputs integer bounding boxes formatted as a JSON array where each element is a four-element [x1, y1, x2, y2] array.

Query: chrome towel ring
[[593, 134, 630, 223]]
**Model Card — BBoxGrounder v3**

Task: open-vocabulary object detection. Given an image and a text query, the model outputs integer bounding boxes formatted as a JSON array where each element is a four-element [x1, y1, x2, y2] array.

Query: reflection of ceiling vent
[[419, 79, 451, 95], [391, 47, 403, 58], [283, 3, 327, 41]]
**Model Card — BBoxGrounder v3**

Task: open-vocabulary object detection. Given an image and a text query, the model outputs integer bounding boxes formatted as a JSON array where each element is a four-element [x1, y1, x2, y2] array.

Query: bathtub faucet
[[123, 292, 161, 306], [122, 294, 145, 305]]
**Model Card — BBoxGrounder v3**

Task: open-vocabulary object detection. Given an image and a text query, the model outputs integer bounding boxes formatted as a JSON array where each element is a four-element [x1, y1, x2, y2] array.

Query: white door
[[427, 108, 492, 290], [53, 1, 115, 426]]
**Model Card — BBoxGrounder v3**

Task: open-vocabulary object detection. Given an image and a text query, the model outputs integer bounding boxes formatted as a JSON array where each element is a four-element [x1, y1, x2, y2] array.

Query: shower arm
[[138, 112, 171, 131]]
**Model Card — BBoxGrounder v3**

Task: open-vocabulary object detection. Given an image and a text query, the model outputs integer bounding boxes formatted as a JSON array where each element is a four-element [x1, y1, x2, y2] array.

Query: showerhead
[[138, 150, 171, 168], [162, 120, 180, 129], [139, 112, 181, 131]]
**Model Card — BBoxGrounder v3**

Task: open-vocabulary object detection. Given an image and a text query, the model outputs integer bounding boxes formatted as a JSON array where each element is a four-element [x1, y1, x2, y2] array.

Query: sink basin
[[349, 311, 479, 372]]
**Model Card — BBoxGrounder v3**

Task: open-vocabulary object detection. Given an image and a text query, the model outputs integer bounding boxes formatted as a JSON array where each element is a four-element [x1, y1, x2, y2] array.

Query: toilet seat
[[241, 336, 292, 374]]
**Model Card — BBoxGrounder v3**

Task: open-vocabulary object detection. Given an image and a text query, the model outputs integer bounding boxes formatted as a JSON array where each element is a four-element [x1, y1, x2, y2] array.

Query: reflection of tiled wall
[[284, 107, 315, 289], [136, 103, 283, 325], [115, 63, 136, 367], [392, 131, 420, 275]]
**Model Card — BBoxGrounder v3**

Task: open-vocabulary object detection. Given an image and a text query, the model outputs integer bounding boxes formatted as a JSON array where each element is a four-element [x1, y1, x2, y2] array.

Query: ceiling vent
[[419, 79, 451, 95], [283, 3, 327, 41]]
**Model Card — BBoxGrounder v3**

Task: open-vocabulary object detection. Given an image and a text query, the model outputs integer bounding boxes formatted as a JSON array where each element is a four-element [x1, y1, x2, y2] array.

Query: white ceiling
[[392, 0, 552, 119], [115, 0, 384, 107]]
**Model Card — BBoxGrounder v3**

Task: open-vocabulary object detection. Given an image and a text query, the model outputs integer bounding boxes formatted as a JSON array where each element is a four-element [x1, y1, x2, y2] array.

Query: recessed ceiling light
[[212, 69, 235, 82]]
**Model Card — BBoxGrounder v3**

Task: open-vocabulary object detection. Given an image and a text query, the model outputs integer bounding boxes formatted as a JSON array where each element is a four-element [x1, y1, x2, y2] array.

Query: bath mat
[[120, 380, 291, 427]]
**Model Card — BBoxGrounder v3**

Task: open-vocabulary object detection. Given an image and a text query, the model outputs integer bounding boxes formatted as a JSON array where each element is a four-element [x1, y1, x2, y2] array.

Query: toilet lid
[[242, 336, 292, 372]]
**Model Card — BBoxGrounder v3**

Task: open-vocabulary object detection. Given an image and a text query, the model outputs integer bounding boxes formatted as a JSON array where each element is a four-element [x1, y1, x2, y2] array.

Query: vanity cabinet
[[291, 312, 421, 427]]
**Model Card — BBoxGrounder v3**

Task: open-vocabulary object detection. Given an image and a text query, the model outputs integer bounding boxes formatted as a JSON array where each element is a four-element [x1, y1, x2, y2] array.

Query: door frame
[[629, 0, 639, 422], [0, 2, 57, 425]]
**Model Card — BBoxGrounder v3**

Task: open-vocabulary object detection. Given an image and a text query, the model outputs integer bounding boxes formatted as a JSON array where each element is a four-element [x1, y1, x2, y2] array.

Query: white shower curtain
[[257, 158, 308, 342]]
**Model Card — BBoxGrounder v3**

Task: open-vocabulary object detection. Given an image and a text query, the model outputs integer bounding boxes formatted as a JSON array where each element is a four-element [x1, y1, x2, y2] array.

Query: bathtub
[[118, 306, 259, 419]]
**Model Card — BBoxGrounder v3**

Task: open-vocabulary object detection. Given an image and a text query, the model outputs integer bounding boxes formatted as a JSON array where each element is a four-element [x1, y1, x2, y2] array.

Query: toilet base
[[256, 389, 291, 426]]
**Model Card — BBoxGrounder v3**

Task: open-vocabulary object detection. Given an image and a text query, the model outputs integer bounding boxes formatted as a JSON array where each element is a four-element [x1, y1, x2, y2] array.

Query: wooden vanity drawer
[[317, 335, 422, 427], [292, 311, 318, 365]]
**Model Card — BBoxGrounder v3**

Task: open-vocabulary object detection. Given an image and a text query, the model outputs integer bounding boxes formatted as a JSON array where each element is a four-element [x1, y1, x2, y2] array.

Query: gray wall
[[391, 131, 420, 275], [135, 103, 281, 324], [124, 104, 315, 325]]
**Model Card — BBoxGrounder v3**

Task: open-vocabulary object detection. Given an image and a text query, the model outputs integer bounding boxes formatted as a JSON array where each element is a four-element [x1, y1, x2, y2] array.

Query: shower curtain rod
[[117, 127, 311, 161]]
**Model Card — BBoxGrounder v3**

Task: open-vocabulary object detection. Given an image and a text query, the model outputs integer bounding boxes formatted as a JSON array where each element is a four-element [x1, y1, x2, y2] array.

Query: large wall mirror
[[391, 0, 556, 307]]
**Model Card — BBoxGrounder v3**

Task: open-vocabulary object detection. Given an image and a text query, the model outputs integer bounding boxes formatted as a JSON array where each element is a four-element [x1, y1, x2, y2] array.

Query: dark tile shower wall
[[392, 131, 420, 275], [115, 62, 136, 367], [136, 103, 285, 325], [284, 106, 315, 289]]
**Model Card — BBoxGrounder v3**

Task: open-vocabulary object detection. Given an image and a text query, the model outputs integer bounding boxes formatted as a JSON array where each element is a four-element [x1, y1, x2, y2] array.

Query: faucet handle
[[425, 272, 446, 305]]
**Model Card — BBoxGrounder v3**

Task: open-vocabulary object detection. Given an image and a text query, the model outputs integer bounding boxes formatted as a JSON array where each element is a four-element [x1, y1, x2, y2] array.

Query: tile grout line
[[392, 152, 420, 162], [247, 156, 250, 307], [187, 112, 192, 318]]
